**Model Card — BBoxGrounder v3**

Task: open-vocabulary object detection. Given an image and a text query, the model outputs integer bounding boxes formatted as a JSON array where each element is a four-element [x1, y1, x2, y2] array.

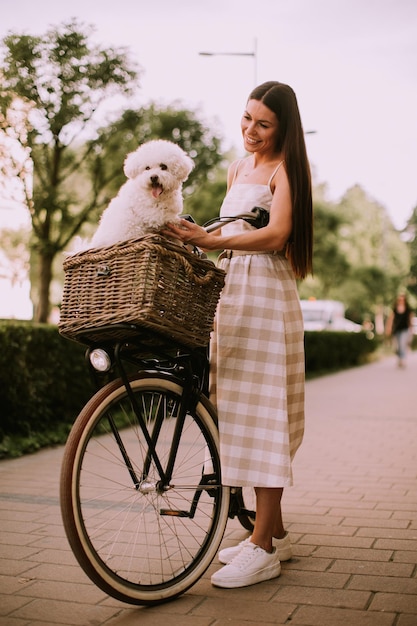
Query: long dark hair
[[393, 294, 412, 314], [249, 81, 313, 278]]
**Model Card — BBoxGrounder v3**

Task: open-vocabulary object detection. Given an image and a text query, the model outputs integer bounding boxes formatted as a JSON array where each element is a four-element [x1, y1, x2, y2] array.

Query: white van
[[300, 299, 362, 332]]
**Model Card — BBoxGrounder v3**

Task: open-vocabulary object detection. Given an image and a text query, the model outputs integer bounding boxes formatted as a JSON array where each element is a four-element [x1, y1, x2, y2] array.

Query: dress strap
[[231, 160, 243, 184], [267, 160, 285, 188]]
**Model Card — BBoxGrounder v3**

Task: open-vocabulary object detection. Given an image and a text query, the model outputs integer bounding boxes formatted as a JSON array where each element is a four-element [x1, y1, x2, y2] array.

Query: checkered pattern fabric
[[209, 182, 305, 488]]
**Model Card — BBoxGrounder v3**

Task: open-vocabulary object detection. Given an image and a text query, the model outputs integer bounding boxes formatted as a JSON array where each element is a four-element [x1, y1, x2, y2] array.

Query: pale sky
[[1, 0, 416, 229]]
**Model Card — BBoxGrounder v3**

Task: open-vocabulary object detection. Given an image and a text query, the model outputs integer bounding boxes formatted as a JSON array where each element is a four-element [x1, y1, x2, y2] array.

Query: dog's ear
[[175, 154, 195, 182], [123, 150, 142, 179]]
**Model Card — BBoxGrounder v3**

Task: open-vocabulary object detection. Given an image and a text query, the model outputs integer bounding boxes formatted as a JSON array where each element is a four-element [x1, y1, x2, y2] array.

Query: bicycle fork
[[111, 348, 217, 518]]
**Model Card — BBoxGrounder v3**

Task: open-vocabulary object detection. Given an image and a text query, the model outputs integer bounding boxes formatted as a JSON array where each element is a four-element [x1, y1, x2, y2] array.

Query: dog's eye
[[159, 163, 168, 170], [145, 166, 151, 170]]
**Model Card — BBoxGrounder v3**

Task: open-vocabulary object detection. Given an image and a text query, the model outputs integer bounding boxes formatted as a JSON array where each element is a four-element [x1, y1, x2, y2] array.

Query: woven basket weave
[[59, 235, 225, 348]]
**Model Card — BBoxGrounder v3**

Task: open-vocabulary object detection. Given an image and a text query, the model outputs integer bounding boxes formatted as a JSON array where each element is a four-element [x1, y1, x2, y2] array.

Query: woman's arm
[[385, 312, 394, 336], [165, 164, 293, 251]]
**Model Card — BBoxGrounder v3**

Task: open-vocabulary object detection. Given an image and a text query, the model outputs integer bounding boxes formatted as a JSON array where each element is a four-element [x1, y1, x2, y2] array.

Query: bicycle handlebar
[[181, 206, 270, 234], [203, 206, 270, 233]]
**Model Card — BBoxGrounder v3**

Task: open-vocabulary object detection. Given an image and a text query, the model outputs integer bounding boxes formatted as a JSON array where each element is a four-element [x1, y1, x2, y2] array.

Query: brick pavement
[[0, 350, 416, 625]]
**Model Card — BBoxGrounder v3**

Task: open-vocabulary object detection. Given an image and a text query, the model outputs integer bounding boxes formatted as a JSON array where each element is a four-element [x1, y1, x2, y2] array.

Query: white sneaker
[[211, 542, 281, 588], [218, 532, 292, 564]]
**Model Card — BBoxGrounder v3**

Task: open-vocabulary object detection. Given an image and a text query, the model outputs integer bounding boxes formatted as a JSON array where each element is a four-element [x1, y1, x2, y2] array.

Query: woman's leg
[[251, 487, 285, 552], [211, 485, 283, 587], [396, 330, 408, 366]]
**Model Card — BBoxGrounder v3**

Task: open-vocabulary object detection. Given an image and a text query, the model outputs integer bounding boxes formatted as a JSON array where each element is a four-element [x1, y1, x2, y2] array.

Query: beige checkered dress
[[209, 174, 305, 488]]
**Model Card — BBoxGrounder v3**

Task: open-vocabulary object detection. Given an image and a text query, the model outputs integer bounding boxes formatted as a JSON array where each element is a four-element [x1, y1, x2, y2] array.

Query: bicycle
[[59, 209, 266, 606]]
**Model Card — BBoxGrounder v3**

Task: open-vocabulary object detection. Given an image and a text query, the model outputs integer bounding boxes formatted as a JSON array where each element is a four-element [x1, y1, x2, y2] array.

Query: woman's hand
[[162, 219, 218, 250]]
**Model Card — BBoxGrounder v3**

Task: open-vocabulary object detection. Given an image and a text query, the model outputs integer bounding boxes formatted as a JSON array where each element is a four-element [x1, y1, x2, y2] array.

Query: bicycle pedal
[[160, 509, 191, 517]]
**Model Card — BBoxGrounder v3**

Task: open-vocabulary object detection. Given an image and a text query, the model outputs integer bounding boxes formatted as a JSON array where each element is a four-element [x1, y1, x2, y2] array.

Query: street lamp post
[[199, 38, 258, 86], [199, 43, 316, 136]]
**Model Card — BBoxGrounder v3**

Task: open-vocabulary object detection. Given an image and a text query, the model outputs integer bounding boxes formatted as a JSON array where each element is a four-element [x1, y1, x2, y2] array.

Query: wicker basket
[[59, 235, 226, 348]]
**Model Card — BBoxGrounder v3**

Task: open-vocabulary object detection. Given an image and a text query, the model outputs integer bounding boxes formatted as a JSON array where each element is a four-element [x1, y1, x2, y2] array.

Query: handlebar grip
[[203, 206, 270, 233]]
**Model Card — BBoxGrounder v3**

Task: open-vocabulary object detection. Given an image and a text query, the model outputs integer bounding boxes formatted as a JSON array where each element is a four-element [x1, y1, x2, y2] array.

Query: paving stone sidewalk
[[0, 351, 416, 625]]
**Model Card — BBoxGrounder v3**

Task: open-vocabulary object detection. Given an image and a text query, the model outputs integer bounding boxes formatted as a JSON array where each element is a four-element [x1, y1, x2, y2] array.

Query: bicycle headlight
[[89, 348, 112, 372]]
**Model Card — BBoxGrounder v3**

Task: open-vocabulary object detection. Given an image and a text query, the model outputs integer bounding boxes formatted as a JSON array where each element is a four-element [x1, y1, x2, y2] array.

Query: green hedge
[[0, 322, 379, 458], [0, 322, 95, 457], [304, 330, 380, 375]]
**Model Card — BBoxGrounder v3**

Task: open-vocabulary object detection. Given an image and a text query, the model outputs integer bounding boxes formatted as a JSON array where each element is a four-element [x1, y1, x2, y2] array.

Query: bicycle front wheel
[[60, 374, 230, 605]]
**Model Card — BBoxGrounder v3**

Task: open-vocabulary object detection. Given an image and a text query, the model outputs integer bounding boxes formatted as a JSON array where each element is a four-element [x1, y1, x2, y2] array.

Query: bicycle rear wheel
[[60, 373, 230, 605]]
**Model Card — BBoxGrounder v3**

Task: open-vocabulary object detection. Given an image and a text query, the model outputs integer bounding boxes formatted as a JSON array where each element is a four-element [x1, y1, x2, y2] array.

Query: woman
[[386, 293, 413, 368], [165, 81, 313, 588]]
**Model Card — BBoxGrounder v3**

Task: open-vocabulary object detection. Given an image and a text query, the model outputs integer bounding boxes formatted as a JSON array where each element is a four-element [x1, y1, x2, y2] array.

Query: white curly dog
[[89, 139, 194, 249]]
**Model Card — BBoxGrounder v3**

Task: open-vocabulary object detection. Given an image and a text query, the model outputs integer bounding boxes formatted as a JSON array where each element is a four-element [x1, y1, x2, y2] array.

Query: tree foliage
[[0, 21, 223, 322], [308, 201, 350, 295], [84, 104, 223, 213], [0, 20, 140, 321], [0, 227, 30, 285], [404, 205, 417, 300], [183, 169, 228, 225], [299, 185, 411, 323]]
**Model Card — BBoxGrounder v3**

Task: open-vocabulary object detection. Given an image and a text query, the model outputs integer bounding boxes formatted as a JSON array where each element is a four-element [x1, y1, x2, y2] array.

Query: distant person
[[385, 294, 413, 368]]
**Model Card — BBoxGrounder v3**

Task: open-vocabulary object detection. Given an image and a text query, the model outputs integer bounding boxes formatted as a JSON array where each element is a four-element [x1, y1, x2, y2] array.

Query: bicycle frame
[[84, 330, 208, 489], [81, 327, 254, 525]]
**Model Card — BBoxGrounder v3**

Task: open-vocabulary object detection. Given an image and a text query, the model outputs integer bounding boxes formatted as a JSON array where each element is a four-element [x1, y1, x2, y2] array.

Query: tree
[[84, 104, 223, 206], [338, 186, 410, 309], [1, 22, 225, 322], [299, 185, 410, 329], [0, 20, 141, 321], [404, 205, 417, 300], [307, 200, 350, 296]]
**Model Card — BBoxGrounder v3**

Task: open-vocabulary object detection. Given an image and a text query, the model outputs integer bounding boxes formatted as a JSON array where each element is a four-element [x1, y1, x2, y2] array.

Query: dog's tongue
[[151, 184, 164, 198]]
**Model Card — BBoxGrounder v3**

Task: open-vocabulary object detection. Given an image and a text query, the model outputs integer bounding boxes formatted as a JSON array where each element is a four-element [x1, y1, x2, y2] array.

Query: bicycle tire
[[60, 373, 230, 605], [236, 487, 256, 531]]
